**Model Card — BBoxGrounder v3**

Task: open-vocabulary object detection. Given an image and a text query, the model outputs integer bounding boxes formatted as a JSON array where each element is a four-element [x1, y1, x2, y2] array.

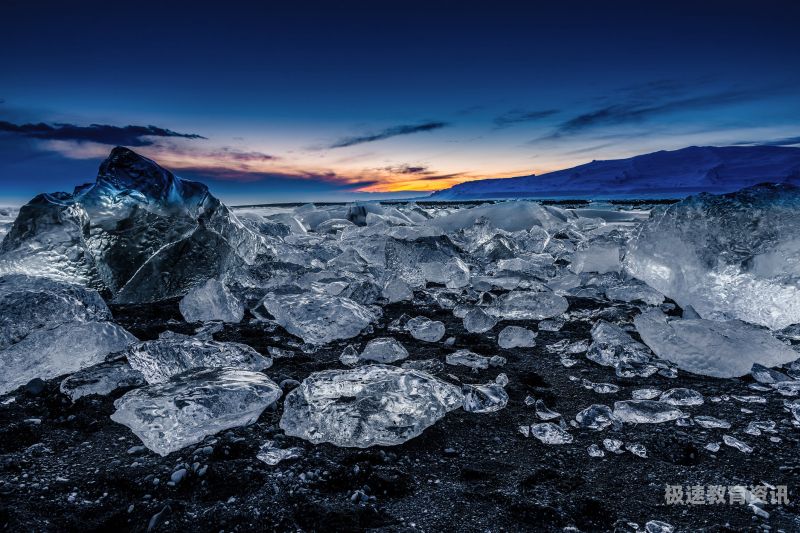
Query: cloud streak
[[329, 121, 448, 148], [493, 109, 559, 128], [0, 120, 205, 147]]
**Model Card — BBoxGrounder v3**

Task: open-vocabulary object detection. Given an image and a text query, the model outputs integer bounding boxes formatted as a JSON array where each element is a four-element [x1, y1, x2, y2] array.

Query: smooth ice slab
[[127, 336, 271, 384], [488, 290, 568, 320], [260, 291, 376, 345], [405, 316, 446, 342], [613, 400, 684, 424], [0, 321, 137, 394], [497, 326, 537, 348], [179, 279, 244, 323], [634, 309, 798, 378], [60, 360, 145, 401], [624, 184, 800, 330], [279, 364, 463, 448], [357, 337, 409, 364], [111, 367, 282, 456]]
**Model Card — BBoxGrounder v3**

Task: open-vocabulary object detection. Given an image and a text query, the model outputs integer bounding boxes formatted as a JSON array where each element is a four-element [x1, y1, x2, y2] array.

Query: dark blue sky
[[2, 0, 799, 204]]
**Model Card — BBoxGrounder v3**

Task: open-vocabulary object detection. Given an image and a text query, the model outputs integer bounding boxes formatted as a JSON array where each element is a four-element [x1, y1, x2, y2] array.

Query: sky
[[1, 0, 799, 205]]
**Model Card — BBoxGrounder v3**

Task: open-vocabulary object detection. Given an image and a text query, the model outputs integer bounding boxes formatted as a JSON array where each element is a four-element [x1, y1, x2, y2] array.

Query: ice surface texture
[[625, 184, 800, 330], [634, 308, 797, 378], [111, 367, 281, 456], [60, 360, 145, 401], [179, 279, 244, 323], [280, 364, 463, 447], [127, 336, 271, 384]]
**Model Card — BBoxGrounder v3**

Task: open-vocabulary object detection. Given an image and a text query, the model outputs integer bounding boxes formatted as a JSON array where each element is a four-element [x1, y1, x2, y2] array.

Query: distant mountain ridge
[[428, 145, 800, 200]]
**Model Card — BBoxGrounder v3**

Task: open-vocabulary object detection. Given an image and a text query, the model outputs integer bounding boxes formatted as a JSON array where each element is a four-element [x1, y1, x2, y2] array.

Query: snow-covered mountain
[[429, 145, 800, 200]]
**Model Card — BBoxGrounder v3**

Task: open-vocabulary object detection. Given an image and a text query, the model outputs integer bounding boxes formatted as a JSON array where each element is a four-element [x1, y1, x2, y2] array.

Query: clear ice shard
[[570, 243, 620, 274], [722, 434, 753, 453], [126, 336, 271, 384], [693, 415, 731, 429], [179, 279, 244, 323], [0, 275, 110, 350], [535, 399, 561, 420], [530, 422, 573, 444], [462, 308, 497, 333], [382, 277, 412, 303], [260, 291, 376, 345], [624, 184, 800, 330], [645, 520, 674, 533], [634, 308, 798, 378], [604, 279, 664, 306], [405, 316, 446, 342], [279, 364, 463, 448], [488, 290, 568, 320], [575, 404, 616, 430], [750, 363, 792, 384], [257, 440, 302, 465], [497, 326, 537, 348], [462, 380, 508, 413], [446, 349, 490, 369], [357, 337, 409, 364], [111, 367, 282, 456], [612, 400, 684, 424], [60, 360, 145, 401], [0, 321, 138, 394], [586, 320, 651, 367], [659, 388, 704, 406]]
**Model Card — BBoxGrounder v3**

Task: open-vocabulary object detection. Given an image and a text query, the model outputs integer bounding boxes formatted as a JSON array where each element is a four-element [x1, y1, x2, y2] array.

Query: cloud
[[732, 135, 800, 147], [329, 121, 448, 148], [0, 120, 205, 147], [544, 87, 767, 139], [173, 165, 378, 189], [493, 109, 559, 128], [382, 164, 432, 175]]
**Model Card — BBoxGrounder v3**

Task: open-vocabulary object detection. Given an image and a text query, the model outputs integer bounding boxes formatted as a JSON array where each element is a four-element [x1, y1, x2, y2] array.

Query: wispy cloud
[[732, 135, 800, 147], [493, 109, 559, 128], [382, 164, 432, 175], [0, 120, 205, 146], [329, 121, 448, 148]]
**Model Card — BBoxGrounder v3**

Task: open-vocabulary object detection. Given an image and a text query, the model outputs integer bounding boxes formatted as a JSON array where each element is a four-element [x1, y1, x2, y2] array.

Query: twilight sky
[[1, 0, 799, 205]]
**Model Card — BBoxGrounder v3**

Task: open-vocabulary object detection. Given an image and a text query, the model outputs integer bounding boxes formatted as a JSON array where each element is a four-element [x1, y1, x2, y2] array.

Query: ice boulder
[[127, 336, 271, 384], [280, 364, 463, 447], [0, 321, 137, 394], [625, 184, 800, 330], [259, 290, 376, 345], [111, 367, 282, 456], [634, 308, 798, 378], [179, 279, 244, 323]]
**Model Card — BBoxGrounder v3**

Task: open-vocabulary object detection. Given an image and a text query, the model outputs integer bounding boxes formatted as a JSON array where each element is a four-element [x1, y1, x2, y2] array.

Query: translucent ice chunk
[[179, 279, 244, 323], [570, 243, 620, 274], [405, 316, 446, 342], [530, 422, 573, 444], [462, 381, 508, 413], [634, 308, 798, 378], [587, 443, 605, 457], [722, 434, 753, 453], [750, 363, 792, 384], [257, 440, 302, 466], [632, 388, 661, 400], [659, 388, 704, 406], [127, 337, 271, 384], [488, 290, 568, 320], [497, 326, 537, 349], [605, 279, 664, 306], [382, 277, 413, 303], [613, 400, 684, 424], [111, 368, 282, 456], [535, 399, 561, 420], [645, 520, 674, 533], [260, 291, 375, 345], [603, 438, 624, 453], [358, 337, 409, 364], [586, 320, 651, 367], [60, 360, 145, 401], [624, 184, 800, 330], [463, 308, 497, 333], [575, 404, 616, 430], [0, 321, 137, 394], [693, 415, 731, 429], [279, 364, 463, 447], [446, 349, 490, 369]]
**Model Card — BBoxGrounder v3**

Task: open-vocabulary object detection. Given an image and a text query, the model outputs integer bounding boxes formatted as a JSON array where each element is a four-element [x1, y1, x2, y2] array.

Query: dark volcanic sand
[[1, 295, 798, 532]]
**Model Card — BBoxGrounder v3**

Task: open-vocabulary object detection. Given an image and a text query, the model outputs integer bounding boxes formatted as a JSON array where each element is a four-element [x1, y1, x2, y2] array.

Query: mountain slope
[[429, 145, 800, 200]]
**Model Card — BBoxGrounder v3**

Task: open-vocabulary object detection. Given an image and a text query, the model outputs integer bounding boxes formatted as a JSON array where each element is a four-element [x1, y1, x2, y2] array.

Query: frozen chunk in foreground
[[570, 243, 620, 274], [405, 316, 446, 342], [0, 321, 137, 394], [624, 184, 800, 330], [357, 337, 409, 364], [0, 275, 110, 350], [260, 291, 376, 345], [280, 364, 462, 447], [60, 360, 145, 401], [634, 309, 798, 378], [111, 367, 282, 456], [530, 422, 573, 444], [613, 400, 684, 424], [446, 349, 490, 369], [463, 308, 497, 333], [497, 326, 537, 348], [488, 290, 568, 320], [462, 379, 508, 413], [179, 279, 244, 323], [127, 336, 271, 384]]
